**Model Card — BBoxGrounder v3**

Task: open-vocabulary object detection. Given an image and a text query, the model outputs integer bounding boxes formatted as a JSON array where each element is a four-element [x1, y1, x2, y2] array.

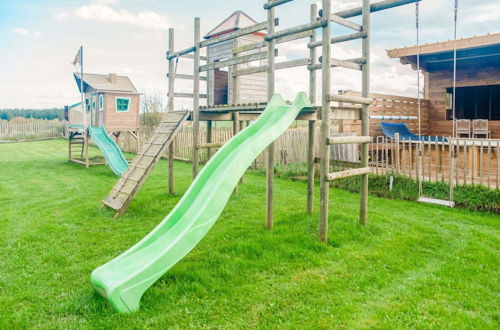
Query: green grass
[[0, 139, 498, 328]]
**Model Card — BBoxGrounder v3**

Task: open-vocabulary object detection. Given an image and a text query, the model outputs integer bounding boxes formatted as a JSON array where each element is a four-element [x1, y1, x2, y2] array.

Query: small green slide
[[88, 125, 129, 176], [91, 93, 312, 313]]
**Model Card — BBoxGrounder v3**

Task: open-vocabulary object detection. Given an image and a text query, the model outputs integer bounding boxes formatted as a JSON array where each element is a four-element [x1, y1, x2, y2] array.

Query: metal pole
[[266, 6, 276, 230], [168, 28, 175, 194], [80, 46, 89, 168], [192, 18, 201, 179], [359, 0, 371, 225], [319, 0, 332, 242], [307, 3, 317, 215]]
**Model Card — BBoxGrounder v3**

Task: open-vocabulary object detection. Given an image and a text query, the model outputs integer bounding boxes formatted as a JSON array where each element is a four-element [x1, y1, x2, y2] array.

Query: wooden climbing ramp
[[103, 110, 189, 217]]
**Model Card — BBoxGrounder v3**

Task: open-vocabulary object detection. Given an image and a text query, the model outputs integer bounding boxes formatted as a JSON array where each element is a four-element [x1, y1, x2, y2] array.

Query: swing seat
[[417, 196, 455, 208]]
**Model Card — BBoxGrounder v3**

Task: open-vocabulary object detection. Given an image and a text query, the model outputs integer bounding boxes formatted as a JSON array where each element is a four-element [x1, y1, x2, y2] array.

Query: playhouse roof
[[204, 10, 260, 39], [386, 33, 500, 71], [73, 73, 138, 93]]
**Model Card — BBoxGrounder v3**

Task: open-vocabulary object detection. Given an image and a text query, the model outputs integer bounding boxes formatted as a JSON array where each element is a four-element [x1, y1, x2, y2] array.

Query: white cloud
[[54, 3, 168, 30], [12, 28, 42, 37]]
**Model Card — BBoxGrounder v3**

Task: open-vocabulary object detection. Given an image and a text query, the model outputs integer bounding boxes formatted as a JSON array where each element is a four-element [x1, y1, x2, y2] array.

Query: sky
[[0, 0, 498, 109]]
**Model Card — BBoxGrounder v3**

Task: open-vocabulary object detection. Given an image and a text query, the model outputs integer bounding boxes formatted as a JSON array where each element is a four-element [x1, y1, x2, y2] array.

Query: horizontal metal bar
[[200, 22, 267, 48], [166, 73, 207, 81], [166, 46, 196, 60], [264, 0, 294, 10], [171, 93, 207, 99], [328, 94, 372, 105], [327, 167, 371, 181], [327, 136, 371, 145], [331, 14, 362, 31], [333, 0, 422, 19], [265, 20, 326, 41], [232, 30, 313, 54], [199, 51, 267, 72], [308, 31, 367, 48], [232, 57, 311, 77]]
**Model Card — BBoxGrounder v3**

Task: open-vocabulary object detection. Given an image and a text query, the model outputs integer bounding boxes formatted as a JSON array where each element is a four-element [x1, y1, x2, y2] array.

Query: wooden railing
[[370, 136, 500, 189]]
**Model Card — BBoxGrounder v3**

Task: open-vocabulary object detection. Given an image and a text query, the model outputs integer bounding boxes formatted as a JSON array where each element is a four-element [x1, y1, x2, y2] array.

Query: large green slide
[[88, 125, 129, 176], [91, 93, 312, 313]]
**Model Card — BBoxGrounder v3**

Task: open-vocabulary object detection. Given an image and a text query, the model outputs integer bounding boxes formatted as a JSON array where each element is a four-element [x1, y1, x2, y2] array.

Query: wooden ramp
[[103, 110, 189, 217]]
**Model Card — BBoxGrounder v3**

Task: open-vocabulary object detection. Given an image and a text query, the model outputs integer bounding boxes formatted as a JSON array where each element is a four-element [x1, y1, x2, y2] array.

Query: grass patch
[[0, 139, 499, 328]]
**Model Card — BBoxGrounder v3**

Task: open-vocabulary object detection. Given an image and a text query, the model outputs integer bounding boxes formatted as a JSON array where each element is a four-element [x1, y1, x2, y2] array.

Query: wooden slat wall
[[426, 64, 500, 138], [103, 93, 140, 131], [0, 120, 63, 141], [340, 91, 430, 137]]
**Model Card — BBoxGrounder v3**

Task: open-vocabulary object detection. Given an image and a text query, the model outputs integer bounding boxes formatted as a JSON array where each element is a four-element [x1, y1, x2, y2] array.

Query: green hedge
[[332, 173, 500, 214]]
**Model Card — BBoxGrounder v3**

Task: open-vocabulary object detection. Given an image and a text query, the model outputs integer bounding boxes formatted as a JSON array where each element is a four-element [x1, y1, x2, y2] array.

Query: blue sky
[[0, 0, 498, 108]]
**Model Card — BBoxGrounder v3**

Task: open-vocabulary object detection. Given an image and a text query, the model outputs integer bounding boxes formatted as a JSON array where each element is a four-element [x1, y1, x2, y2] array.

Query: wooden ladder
[[103, 110, 189, 217]]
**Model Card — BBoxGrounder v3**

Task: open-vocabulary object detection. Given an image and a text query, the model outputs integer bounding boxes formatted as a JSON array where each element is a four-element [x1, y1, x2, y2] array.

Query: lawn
[[0, 139, 498, 328]]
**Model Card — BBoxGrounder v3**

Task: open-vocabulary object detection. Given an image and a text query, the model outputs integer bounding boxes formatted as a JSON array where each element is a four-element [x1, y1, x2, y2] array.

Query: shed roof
[[73, 73, 138, 93], [204, 10, 260, 39], [387, 33, 500, 71]]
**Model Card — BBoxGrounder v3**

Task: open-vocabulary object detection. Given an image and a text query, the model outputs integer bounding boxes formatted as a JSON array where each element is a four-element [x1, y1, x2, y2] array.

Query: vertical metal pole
[[319, 0, 332, 242], [307, 3, 317, 215], [359, 0, 370, 225], [266, 6, 276, 230], [168, 28, 175, 194], [192, 18, 201, 179]]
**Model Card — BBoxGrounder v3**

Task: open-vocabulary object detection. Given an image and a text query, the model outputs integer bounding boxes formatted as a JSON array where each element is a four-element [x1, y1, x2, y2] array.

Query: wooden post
[[192, 18, 201, 179], [168, 28, 175, 194], [233, 112, 240, 194], [359, 0, 370, 225], [265, 5, 276, 230], [307, 3, 317, 215], [395, 133, 400, 173], [207, 120, 213, 159], [319, 0, 332, 242]]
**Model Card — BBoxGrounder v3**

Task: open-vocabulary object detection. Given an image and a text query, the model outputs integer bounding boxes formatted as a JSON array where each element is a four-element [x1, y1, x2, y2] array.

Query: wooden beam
[[200, 22, 267, 48], [265, 20, 327, 41], [232, 31, 313, 54], [166, 73, 207, 81], [331, 14, 362, 31], [199, 51, 267, 72], [266, 6, 276, 230], [333, 0, 422, 19], [327, 136, 371, 144], [328, 94, 372, 105], [192, 17, 200, 179], [327, 167, 370, 180], [308, 31, 366, 48], [307, 3, 317, 215], [264, 0, 294, 9]]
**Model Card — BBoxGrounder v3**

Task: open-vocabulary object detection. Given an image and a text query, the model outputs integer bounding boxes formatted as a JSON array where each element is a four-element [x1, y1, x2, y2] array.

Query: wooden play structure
[[128, 0, 424, 243], [66, 72, 140, 166]]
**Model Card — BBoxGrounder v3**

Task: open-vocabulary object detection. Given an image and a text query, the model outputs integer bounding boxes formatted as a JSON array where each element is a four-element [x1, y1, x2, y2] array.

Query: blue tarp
[[380, 122, 447, 142]]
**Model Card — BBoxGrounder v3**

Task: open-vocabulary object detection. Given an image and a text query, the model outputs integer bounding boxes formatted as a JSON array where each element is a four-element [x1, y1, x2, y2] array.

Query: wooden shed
[[72, 72, 140, 135], [387, 33, 500, 138], [204, 10, 267, 106]]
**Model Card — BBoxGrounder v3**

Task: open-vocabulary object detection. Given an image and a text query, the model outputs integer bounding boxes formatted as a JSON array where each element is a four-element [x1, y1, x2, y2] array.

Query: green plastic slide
[[88, 125, 129, 176], [91, 93, 312, 313]]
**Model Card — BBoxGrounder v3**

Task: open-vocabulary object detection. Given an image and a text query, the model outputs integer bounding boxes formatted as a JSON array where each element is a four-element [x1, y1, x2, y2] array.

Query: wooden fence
[[370, 136, 500, 189], [119, 124, 500, 189], [0, 120, 64, 141]]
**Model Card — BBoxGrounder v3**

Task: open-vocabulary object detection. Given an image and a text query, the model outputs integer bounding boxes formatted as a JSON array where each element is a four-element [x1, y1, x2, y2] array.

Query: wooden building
[[72, 72, 140, 135], [204, 10, 267, 105], [387, 33, 500, 138]]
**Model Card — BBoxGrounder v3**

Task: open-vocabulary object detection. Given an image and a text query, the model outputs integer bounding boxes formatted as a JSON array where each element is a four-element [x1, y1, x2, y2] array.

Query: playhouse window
[[115, 97, 130, 112], [85, 98, 90, 112], [99, 95, 104, 111]]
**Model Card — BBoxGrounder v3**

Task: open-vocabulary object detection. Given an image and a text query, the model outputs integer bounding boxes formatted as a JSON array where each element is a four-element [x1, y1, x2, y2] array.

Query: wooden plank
[[328, 167, 371, 180], [307, 3, 317, 215], [172, 93, 207, 98], [327, 136, 371, 144], [232, 30, 313, 54], [166, 73, 207, 81], [329, 94, 372, 105], [264, 0, 294, 9], [308, 31, 367, 48]]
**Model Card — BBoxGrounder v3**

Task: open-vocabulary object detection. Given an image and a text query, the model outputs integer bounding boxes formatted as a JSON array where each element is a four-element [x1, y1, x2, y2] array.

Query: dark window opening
[[447, 85, 500, 120], [213, 68, 228, 105]]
